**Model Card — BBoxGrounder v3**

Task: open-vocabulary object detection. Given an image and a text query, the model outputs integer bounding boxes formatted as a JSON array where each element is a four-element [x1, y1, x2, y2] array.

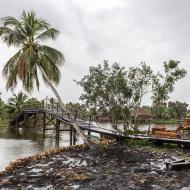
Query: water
[[0, 123, 177, 171], [0, 126, 84, 171], [97, 122, 178, 132]]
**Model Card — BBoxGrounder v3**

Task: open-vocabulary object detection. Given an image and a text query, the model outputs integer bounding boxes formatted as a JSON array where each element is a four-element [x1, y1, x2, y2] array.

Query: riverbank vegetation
[[0, 60, 188, 130], [76, 60, 188, 132]]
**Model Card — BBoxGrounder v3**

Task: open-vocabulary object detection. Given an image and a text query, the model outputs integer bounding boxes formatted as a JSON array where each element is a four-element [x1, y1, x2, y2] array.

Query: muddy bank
[[1, 143, 190, 190]]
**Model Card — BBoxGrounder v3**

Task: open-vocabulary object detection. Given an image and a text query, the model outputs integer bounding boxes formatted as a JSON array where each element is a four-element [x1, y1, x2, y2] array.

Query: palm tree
[[26, 97, 40, 106], [7, 91, 28, 113], [0, 11, 88, 143], [49, 97, 58, 105]]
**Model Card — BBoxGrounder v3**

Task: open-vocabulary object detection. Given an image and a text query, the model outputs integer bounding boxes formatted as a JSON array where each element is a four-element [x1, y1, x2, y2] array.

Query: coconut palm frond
[[39, 45, 64, 66], [35, 28, 59, 41]]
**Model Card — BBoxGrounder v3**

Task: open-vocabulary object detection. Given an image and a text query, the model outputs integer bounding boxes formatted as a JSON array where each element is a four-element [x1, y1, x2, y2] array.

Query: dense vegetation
[[76, 60, 188, 131], [0, 59, 188, 130], [0, 92, 90, 124]]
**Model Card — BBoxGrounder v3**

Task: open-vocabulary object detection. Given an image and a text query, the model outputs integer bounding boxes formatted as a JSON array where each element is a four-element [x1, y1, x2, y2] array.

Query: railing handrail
[[13, 103, 97, 128]]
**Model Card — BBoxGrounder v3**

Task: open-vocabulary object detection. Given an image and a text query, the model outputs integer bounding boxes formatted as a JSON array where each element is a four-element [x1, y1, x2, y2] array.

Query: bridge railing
[[21, 103, 89, 122], [12, 102, 93, 125], [22, 103, 43, 110]]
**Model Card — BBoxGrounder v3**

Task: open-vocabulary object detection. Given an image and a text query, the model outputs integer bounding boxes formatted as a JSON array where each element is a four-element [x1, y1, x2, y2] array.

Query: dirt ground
[[1, 142, 190, 190]]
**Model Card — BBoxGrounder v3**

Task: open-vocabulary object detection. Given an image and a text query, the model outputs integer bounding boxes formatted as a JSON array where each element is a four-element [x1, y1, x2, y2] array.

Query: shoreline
[[1, 142, 190, 189], [0, 144, 89, 174]]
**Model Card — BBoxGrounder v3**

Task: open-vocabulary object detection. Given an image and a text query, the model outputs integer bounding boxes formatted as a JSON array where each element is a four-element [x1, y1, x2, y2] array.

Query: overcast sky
[[0, 0, 189, 105]]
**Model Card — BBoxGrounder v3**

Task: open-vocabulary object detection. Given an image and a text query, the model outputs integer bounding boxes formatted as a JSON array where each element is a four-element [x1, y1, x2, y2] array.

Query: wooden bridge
[[10, 103, 125, 146], [11, 103, 190, 148]]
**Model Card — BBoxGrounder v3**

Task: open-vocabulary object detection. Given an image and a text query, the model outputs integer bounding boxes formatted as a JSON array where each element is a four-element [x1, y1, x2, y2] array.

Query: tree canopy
[[0, 11, 64, 92], [76, 60, 156, 131], [168, 101, 189, 120], [76, 60, 133, 128], [152, 60, 187, 106], [7, 91, 28, 114]]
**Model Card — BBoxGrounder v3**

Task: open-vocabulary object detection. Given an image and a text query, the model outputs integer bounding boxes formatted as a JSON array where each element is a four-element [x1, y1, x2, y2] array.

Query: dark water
[[0, 126, 84, 171], [0, 123, 177, 171]]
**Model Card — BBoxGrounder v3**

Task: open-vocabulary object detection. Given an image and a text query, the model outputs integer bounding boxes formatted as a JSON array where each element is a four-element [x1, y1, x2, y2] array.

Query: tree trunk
[[133, 110, 138, 131], [111, 114, 117, 130], [39, 67, 89, 144]]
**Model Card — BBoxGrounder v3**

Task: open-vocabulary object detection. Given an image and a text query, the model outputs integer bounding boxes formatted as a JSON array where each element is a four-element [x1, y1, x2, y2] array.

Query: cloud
[[0, 0, 189, 106]]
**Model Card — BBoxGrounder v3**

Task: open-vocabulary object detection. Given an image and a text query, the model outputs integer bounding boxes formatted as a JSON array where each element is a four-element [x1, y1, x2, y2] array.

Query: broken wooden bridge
[[10, 103, 124, 146], [10, 103, 190, 148]]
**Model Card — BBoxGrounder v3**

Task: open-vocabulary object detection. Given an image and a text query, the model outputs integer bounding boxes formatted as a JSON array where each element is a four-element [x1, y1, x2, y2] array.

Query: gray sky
[[0, 0, 189, 105]]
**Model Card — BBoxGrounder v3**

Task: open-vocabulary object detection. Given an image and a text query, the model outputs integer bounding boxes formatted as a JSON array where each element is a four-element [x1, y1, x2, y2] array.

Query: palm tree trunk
[[39, 67, 89, 144]]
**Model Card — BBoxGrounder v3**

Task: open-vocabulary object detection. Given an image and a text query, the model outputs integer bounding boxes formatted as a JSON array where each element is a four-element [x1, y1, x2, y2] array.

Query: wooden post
[[88, 115, 92, 136], [33, 114, 36, 127], [16, 119, 19, 129], [24, 113, 26, 123], [72, 109, 77, 145], [43, 112, 46, 138], [55, 120, 60, 147], [73, 128, 77, 145], [70, 126, 73, 146]]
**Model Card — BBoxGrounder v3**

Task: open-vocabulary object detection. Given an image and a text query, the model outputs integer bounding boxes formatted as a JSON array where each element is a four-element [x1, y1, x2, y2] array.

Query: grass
[[152, 120, 178, 125], [127, 129, 146, 135], [127, 139, 150, 146]]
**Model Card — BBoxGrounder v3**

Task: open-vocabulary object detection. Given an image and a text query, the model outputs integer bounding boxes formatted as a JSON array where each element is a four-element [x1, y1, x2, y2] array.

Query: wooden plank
[[166, 159, 185, 169], [168, 162, 190, 170]]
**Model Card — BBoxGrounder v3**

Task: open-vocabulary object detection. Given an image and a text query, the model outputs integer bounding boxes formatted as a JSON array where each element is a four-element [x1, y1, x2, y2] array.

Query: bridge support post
[[16, 119, 19, 129], [88, 116, 91, 136], [24, 113, 26, 123], [33, 114, 36, 127], [70, 126, 73, 146], [43, 112, 46, 138], [55, 120, 60, 147], [73, 128, 77, 145]]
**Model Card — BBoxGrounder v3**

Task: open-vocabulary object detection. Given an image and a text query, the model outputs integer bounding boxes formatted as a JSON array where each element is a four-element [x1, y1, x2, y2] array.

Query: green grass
[[127, 129, 146, 135], [127, 139, 150, 146], [152, 120, 178, 125], [126, 138, 181, 150]]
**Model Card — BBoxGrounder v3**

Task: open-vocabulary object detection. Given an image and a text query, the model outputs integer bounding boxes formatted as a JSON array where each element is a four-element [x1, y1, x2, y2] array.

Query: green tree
[[0, 11, 63, 95], [151, 60, 187, 121], [0, 11, 87, 142], [7, 91, 28, 114], [153, 104, 170, 121], [168, 101, 189, 120], [26, 97, 41, 106], [152, 60, 187, 106], [66, 102, 90, 120], [128, 62, 154, 129], [76, 60, 135, 133], [49, 97, 58, 105]]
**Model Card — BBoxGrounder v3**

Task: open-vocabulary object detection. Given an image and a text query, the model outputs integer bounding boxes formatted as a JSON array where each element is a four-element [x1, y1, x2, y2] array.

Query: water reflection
[[0, 126, 83, 171]]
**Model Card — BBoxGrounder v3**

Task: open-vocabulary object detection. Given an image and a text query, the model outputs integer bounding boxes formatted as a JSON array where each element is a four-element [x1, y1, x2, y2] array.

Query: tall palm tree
[[7, 91, 28, 113], [0, 11, 88, 143]]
